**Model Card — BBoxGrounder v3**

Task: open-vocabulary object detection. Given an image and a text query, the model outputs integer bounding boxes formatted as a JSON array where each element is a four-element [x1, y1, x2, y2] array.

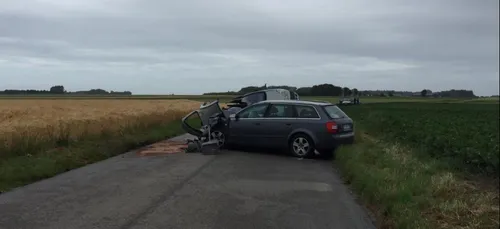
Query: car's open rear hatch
[[181, 110, 203, 137], [181, 100, 227, 138]]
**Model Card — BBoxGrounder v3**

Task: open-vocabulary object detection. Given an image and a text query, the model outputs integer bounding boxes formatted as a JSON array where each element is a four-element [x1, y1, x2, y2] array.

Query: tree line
[[204, 84, 476, 98], [204, 84, 359, 97], [0, 85, 132, 95]]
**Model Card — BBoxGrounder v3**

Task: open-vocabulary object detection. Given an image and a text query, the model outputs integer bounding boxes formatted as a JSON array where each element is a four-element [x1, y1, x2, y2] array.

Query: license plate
[[343, 124, 351, 130]]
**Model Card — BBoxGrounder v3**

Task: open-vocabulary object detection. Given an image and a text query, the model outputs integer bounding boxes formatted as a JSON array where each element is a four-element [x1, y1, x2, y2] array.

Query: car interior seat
[[284, 106, 294, 117], [248, 110, 259, 118], [268, 106, 279, 117], [299, 109, 315, 118]]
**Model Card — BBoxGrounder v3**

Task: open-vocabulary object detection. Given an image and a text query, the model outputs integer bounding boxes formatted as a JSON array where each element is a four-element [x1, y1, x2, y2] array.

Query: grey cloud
[[0, 0, 498, 95]]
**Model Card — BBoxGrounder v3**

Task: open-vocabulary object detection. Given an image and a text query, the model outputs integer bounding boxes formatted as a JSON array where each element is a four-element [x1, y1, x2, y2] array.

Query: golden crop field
[[0, 99, 202, 158]]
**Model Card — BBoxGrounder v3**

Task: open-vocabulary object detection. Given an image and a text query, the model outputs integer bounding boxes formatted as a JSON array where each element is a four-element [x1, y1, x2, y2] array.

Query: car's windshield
[[322, 105, 347, 119]]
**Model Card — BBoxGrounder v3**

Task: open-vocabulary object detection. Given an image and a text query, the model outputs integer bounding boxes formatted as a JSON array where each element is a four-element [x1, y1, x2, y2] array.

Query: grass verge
[[335, 130, 499, 229], [0, 119, 189, 193]]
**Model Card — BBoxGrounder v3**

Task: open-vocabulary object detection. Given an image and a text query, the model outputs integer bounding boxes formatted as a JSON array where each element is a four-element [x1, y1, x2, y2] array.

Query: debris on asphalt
[[136, 138, 221, 156], [136, 140, 188, 156], [184, 139, 201, 153]]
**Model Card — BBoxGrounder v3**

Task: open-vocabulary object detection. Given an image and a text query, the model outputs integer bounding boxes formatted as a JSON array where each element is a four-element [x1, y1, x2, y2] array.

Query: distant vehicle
[[338, 97, 360, 105], [223, 100, 354, 158], [338, 90, 360, 105]]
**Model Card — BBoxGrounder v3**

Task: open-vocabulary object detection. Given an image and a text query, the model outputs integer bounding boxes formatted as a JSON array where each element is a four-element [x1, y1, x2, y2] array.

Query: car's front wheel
[[289, 134, 315, 158], [210, 130, 226, 148]]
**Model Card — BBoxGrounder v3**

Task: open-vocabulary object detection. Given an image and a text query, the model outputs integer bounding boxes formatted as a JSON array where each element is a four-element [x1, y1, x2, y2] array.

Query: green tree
[[352, 88, 359, 96], [342, 87, 352, 96], [49, 85, 65, 94], [421, 89, 427, 97]]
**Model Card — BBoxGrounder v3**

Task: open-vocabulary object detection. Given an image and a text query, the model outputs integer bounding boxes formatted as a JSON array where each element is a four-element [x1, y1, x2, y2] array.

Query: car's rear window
[[322, 105, 347, 119]]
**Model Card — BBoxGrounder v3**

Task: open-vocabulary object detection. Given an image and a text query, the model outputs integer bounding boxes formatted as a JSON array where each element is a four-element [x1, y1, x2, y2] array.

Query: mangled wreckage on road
[[181, 89, 299, 153], [181, 88, 355, 158]]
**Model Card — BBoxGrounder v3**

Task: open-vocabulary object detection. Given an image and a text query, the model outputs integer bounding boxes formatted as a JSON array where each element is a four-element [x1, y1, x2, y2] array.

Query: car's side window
[[237, 104, 268, 119], [295, 105, 320, 119], [265, 104, 295, 118]]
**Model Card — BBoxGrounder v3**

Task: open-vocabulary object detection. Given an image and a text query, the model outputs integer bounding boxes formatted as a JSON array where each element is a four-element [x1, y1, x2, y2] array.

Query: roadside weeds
[[335, 131, 500, 229]]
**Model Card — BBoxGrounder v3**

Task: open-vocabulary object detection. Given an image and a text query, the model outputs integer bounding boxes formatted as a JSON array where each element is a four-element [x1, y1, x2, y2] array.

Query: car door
[[228, 103, 270, 147], [260, 103, 296, 148]]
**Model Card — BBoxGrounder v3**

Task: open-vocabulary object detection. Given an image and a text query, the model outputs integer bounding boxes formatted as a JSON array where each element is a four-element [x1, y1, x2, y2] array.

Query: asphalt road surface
[[0, 134, 375, 229]]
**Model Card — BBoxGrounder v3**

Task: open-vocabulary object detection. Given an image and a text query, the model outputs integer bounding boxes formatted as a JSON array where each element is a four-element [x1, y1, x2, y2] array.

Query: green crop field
[[336, 102, 499, 229], [342, 103, 499, 176]]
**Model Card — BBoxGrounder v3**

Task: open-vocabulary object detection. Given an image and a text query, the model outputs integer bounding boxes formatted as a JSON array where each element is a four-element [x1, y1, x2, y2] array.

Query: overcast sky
[[0, 0, 498, 95]]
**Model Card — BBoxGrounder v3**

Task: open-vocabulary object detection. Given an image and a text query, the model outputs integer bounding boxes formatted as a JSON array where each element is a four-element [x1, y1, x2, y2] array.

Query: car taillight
[[326, 121, 338, 133]]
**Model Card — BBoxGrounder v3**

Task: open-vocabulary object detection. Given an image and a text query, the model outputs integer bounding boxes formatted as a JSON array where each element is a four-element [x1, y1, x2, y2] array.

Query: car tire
[[210, 130, 226, 149], [289, 134, 315, 158]]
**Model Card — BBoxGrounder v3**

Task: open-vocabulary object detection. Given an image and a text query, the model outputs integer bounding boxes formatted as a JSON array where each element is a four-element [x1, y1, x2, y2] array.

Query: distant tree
[[311, 84, 343, 96], [296, 87, 312, 96], [438, 89, 475, 98], [388, 91, 394, 97], [342, 87, 351, 96], [0, 86, 131, 95], [352, 88, 359, 96], [421, 89, 427, 97], [238, 86, 263, 94], [50, 85, 65, 94]]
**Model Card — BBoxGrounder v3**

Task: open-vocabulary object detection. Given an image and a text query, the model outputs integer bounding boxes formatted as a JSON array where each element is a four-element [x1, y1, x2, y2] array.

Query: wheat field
[[0, 99, 202, 158]]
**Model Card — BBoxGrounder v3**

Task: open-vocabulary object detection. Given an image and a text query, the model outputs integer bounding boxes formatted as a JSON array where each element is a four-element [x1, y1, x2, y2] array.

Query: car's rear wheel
[[289, 134, 315, 158]]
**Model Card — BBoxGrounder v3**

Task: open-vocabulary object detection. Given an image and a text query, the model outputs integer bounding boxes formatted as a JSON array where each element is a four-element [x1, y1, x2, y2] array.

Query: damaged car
[[182, 88, 298, 149], [182, 90, 354, 158]]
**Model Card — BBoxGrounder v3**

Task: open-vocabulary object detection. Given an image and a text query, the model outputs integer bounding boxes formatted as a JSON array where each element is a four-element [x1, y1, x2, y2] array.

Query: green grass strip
[[335, 131, 499, 229], [0, 120, 186, 193]]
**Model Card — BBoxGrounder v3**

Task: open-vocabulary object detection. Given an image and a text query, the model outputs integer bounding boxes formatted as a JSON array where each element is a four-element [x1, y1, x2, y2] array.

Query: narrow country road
[[0, 134, 375, 229]]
